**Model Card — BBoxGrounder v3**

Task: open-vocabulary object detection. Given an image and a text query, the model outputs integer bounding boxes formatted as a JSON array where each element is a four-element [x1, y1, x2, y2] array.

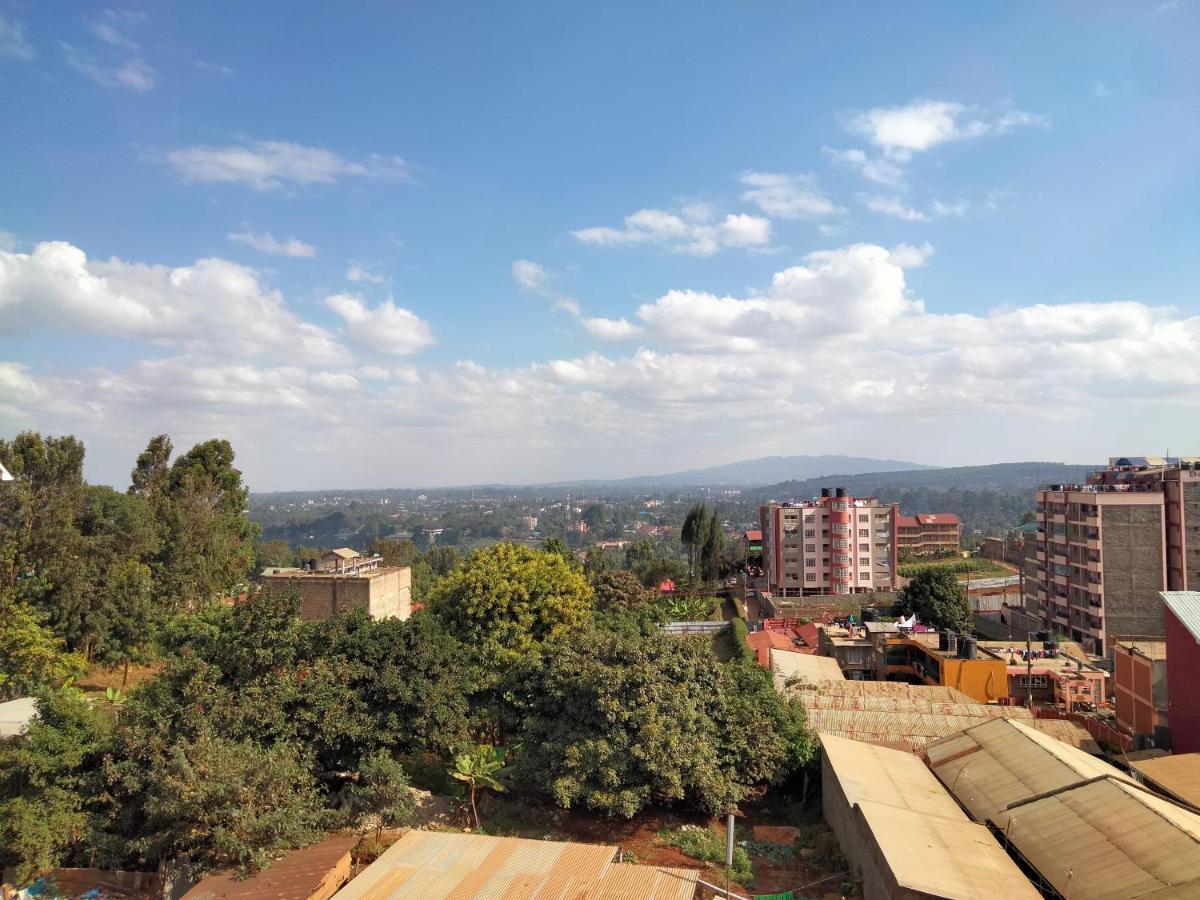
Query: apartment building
[[1024, 457, 1200, 654], [760, 488, 897, 597], [896, 513, 961, 555]]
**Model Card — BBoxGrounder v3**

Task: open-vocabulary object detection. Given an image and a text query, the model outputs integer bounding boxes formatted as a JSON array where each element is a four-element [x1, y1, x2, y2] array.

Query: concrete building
[[1112, 639, 1169, 748], [1162, 590, 1200, 754], [820, 733, 1040, 900], [895, 513, 960, 555], [977, 640, 1106, 711], [760, 488, 897, 597], [261, 566, 412, 622]]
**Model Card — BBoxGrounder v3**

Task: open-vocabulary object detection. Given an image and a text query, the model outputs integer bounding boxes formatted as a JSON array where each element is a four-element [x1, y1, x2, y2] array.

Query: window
[[804, 515, 815, 523], [858, 514, 869, 522], [860, 557, 870, 566], [1019, 675, 1049, 688], [822, 528, 829, 535], [858, 528, 869, 537], [833, 539, 848, 549], [858, 543, 869, 552], [805, 573, 816, 582], [804, 529, 815, 538], [805, 543, 816, 552], [805, 558, 816, 567]]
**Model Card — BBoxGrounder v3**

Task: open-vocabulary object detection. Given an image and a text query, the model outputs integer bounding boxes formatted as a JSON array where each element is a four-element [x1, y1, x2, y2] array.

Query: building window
[[858, 528, 869, 537], [860, 557, 870, 566], [805, 573, 816, 582], [805, 558, 816, 567], [805, 543, 816, 552], [1019, 675, 1049, 688], [858, 543, 869, 552], [804, 529, 815, 538], [804, 515, 815, 523], [859, 514, 869, 522]]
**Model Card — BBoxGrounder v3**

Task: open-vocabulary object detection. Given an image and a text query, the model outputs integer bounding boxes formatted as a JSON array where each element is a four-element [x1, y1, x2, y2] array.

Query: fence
[[661, 620, 729, 636]]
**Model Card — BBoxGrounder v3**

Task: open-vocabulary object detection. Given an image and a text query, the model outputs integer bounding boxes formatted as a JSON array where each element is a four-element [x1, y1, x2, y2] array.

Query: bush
[[728, 619, 755, 665], [657, 825, 753, 885]]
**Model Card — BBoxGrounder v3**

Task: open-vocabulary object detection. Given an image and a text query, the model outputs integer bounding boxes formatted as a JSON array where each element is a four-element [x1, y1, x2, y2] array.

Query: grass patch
[[897, 557, 1008, 579], [657, 824, 753, 885]]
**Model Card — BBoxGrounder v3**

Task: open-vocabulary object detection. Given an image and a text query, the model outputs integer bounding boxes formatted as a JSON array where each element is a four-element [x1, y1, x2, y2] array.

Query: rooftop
[[182, 835, 356, 899], [1162, 591, 1200, 645], [335, 831, 699, 900], [1115, 639, 1169, 659], [771, 649, 844, 691], [923, 718, 1128, 822], [1131, 754, 1200, 811]]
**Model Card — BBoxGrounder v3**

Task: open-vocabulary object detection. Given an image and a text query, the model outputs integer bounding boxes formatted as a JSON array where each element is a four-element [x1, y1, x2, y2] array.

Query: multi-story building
[[1161, 591, 1200, 754], [760, 488, 897, 597], [896, 513, 961, 555], [1024, 457, 1200, 654]]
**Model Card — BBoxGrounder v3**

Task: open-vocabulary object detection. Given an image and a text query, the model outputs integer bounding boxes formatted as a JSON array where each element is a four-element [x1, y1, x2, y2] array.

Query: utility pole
[[1026, 631, 1034, 709]]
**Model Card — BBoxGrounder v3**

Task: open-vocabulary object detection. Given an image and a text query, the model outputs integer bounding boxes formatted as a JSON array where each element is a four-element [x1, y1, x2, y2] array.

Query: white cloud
[[889, 242, 934, 268], [346, 262, 385, 284], [91, 21, 138, 50], [581, 316, 643, 340], [512, 259, 552, 294], [573, 205, 770, 256], [930, 198, 970, 218], [165, 140, 410, 191], [195, 60, 234, 76], [0, 240, 344, 365], [860, 195, 928, 222], [228, 228, 317, 258], [823, 148, 906, 187], [63, 43, 156, 91], [0, 15, 35, 61], [846, 99, 1048, 160], [739, 172, 842, 218], [325, 294, 434, 356]]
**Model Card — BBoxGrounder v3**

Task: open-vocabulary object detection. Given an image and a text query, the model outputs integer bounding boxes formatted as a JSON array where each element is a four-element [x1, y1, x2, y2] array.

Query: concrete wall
[[1165, 606, 1200, 753], [1102, 504, 1166, 638], [262, 567, 411, 622], [821, 750, 862, 878], [1113, 644, 1166, 742], [1185, 482, 1200, 589]]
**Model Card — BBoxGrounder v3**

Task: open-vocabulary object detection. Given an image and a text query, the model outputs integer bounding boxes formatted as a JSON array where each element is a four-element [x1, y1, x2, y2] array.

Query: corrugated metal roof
[[803, 708, 1034, 748], [770, 649, 843, 692], [1132, 754, 1200, 811], [803, 695, 1026, 716], [182, 835, 356, 899], [336, 831, 698, 900], [806, 681, 974, 702], [924, 718, 1128, 823], [992, 777, 1200, 900], [820, 733, 966, 821], [856, 800, 1040, 900], [1161, 591, 1200, 645]]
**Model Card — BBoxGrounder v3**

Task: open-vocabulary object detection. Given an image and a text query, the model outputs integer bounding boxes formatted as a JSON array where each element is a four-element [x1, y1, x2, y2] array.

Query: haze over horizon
[[3, 3, 1199, 491]]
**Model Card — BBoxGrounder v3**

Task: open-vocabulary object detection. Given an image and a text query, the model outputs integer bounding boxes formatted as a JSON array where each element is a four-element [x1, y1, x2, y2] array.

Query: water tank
[[942, 630, 958, 654], [821, 488, 831, 498], [959, 636, 978, 660], [1043, 640, 1058, 652], [835, 487, 846, 498]]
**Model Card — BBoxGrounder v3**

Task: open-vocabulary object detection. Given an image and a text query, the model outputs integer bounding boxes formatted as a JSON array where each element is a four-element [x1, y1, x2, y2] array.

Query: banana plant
[[105, 686, 127, 705], [449, 745, 509, 829]]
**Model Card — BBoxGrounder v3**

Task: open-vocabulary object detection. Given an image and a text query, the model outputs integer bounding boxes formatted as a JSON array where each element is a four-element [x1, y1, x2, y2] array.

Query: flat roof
[[856, 800, 1040, 900], [1115, 640, 1169, 659], [0, 696, 38, 739], [993, 777, 1200, 900], [771, 649, 844, 691], [924, 718, 1127, 822], [335, 831, 699, 900], [1132, 754, 1200, 811]]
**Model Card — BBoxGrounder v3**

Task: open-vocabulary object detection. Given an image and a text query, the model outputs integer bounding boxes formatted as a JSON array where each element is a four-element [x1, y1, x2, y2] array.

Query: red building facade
[[1161, 592, 1200, 754]]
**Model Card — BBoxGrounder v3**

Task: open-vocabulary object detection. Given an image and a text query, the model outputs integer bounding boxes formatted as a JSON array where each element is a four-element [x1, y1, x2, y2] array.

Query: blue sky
[[2, 1, 1199, 489]]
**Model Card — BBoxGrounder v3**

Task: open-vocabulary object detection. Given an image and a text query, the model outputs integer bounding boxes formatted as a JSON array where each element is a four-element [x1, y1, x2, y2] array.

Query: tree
[[346, 751, 415, 839], [449, 745, 509, 829], [898, 568, 971, 631], [590, 570, 665, 637], [700, 511, 726, 581], [506, 632, 807, 818], [0, 593, 86, 699], [369, 538, 418, 568], [255, 539, 295, 571], [541, 537, 575, 564], [680, 503, 706, 578], [430, 543, 593, 665]]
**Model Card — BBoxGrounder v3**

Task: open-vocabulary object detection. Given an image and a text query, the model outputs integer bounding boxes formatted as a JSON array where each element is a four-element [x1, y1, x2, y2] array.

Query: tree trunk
[[122, 659, 131, 690], [470, 784, 480, 829]]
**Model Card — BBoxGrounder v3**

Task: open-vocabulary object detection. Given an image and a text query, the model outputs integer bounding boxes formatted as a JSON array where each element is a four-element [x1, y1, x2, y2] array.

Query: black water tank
[[943, 630, 958, 654], [835, 487, 846, 498], [821, 488, 830, 498], [959, 636, 978, 660]]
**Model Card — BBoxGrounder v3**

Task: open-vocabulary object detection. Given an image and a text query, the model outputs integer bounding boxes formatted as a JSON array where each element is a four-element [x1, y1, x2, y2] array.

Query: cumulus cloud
[[165, 140, 410, 191], [228, 228, 316, 258], [573, 205, 771, 256], [581, 316, 643, 340], [888, 242, 934, 268], [823, 148, 906, 187], [346, 262, 385, 284], [325, 294, 434, 356], [739, 172, 843, 219], [0, 240, 344, 364], [0, 15, 35, 61], [846, 99, 1048, 160], [859, 195, 970, 222], [512, 259, 552, 294]]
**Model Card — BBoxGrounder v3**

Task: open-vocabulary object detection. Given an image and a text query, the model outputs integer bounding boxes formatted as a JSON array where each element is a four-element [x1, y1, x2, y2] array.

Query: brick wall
[[262, 567, 411, 622], [1101, 504, 1165, 637], [1165, 605, 1200, 753]]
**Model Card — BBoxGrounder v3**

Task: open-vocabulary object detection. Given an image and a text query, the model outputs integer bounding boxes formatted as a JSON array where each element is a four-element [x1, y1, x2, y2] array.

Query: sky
[[2, 2, 1199, 490]]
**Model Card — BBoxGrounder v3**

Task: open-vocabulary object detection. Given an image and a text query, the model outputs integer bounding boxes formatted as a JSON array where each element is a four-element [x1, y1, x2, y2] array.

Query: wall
[[1165, 606, 1200, 753], [1101, 504, 1166, 638], [262, 567, 411, 622], [1113, 644, 1163, 740], [821, 751, 862, 879]]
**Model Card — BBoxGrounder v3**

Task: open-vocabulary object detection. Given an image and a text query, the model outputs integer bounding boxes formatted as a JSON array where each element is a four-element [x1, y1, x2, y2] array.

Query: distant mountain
[[750, 461, 1099, 500], [555, 454, 935, 488]]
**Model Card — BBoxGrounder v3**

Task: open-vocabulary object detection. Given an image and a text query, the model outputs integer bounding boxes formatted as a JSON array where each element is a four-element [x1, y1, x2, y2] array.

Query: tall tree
[[898, 568, 971, 631], [680, 503, 706, 578]]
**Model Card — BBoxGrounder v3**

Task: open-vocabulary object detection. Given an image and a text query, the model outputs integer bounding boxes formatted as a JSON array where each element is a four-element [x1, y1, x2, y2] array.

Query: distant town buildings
[[1024, 457, 1200, 653], [895, 512, 960, 555], [759, 488, 897, 597]]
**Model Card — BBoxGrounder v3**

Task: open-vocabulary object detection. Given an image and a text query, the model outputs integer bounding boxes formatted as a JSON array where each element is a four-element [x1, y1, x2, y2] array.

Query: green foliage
[[430, 543, 593, 665], [136, 733, 325, 878], [680, 503, 729, 582], [506, 632, 810, 818], [728, 618, 755, 665], [449, 745, 510, 828], [255, 539, 295, 570], [897, 556, 1006, 578], [898, 568, 972, 631], [0, 593, 86, 699], [347, 751, 415, 837], [662, 594, 720, 622], [657, 825, 753, 885], [0, 690, 113, 881], [590, 570, 666, 637], [369, 537, 418, 568]]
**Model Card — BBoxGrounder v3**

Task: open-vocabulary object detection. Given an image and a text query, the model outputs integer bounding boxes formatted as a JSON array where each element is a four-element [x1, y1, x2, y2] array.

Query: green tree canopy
[[430, 543, 593, 665], [898, 568, 971, 631]]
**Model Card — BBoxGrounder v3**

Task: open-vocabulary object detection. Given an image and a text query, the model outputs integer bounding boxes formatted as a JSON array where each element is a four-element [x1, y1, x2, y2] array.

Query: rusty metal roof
[[924, 718, 1127, 823], [182, 835, 357, 900], [335, 831, 698, 900], [993, 777, 1200, 900], [1132, 753, 1200, 811], [805, 680, 974, 702], [770, 649, 843, 691]]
